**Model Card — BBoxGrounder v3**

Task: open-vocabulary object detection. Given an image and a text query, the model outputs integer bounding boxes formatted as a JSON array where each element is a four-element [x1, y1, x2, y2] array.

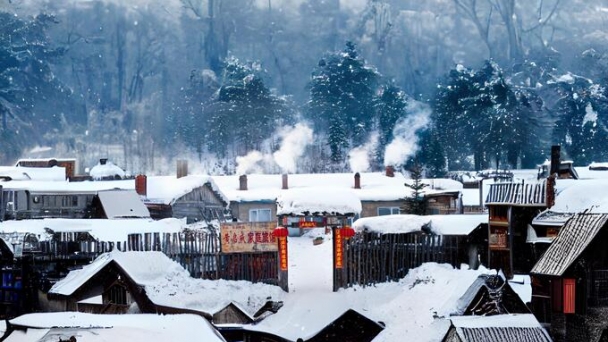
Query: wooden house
[[46, 250, 280, 326], [211, 170, 465, 226], [0, 179, 146, 220], [484, 179, 550, 277], [530, 213, 608, 341], [213, 302, 253, 325], [442, 314, 552, 342], [216, 326, 292, 342], [46, 251, 172, 315], [452, 274, 531, 316], [136, 174, 229, 224], [304, 309, 385, 342], [2, 312, 227, 342]]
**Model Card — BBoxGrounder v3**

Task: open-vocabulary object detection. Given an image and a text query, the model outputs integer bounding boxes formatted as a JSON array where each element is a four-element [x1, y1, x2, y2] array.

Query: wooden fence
[[340, 232, 462, 289], [29, 230, 278, 285], [126, 231, 278, 284]]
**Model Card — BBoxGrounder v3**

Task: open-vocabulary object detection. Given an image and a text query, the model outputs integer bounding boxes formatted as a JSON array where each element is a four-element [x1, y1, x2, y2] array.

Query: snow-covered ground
[[250, 228, 492, 341], [11, 227, 531, 342]]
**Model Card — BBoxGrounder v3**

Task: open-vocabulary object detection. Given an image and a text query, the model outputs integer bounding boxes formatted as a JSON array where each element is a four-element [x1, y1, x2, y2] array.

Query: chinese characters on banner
[[220, 222, 279, 253], [278, 236, 288, 271], [334, 228, 343, 269]]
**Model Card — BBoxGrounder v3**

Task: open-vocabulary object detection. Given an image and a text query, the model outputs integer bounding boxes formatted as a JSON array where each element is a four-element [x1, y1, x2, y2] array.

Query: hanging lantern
[[342, 227, 356, 239], [274, 226, 289, 238]]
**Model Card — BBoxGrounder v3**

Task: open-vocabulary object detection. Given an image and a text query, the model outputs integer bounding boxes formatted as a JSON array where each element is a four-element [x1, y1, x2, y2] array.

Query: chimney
[[239, 174, 248, 191], [135, 174, 147, 197], [385, 165, 395, 177], [354, 172, 361, 189], [546, 176, 555, 208], [177, 159, 188, 179], [282, 174, 289, 190], [550, 145, 560, 177], [99, 158, 108, 165]]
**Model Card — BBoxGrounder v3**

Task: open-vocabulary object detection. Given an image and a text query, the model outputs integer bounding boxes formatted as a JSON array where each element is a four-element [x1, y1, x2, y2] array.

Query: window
[[60, 195, 78, 207], [107, 284, 128, 305], [377, 207, 400, 216], [249, 208, 272, 222]]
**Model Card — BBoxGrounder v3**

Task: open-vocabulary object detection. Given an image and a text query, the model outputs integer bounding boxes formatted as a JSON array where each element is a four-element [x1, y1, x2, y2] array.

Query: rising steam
[[383, 100, 431, 167], [273, 123, 314, 174], [236, 150, 264, 175], [348, 132, 379, 173]]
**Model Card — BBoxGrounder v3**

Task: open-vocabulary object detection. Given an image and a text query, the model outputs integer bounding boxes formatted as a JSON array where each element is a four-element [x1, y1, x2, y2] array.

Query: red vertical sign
[[334, 228, 343, 269], [563, 278, 576, 314], [278, 236, 288, 271]]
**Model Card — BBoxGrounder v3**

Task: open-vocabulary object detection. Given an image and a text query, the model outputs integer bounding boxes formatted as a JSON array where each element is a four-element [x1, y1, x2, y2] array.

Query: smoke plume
[[384, 100, 431, 167], [273, 123, 314, 174], [348, 132, 379, 173], [236, 150, 264, 175]]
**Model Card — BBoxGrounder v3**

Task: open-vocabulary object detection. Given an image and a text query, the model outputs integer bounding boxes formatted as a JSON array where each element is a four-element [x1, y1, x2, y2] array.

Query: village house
[[484, 178, 550, 277], [134, 173, 230, 224], [46, 250, 284, 322], [0, 183, 148, 221], [2, 312, 227, 342], [211, 168, 465, 231], [442, 314, 552, 342], [530, 212, 608, 341]]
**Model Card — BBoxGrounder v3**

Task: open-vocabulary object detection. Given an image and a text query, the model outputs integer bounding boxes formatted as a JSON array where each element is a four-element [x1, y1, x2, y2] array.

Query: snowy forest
[[2, 0, 608, 176]]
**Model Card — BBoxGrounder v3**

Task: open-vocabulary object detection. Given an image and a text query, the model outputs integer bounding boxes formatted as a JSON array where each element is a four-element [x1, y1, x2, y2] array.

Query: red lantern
[[274, 226, 289, 238], [342, 227, 356, 239]]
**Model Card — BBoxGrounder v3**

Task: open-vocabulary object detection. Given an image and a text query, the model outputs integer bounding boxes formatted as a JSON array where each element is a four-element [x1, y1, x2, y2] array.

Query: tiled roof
[[485, 181, 546, 206], [531, 213, 608, 276]]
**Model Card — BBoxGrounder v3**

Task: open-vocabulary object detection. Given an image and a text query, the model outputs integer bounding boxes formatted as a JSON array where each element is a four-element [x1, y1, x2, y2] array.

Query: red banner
[[278, 236, 288, 271], [299, 221, 318, 228], [334, 228, 343, 269], [220, 222, 278, 253]]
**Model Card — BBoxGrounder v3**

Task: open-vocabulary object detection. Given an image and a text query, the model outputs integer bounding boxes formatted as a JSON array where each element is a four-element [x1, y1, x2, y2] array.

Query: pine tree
[[0, 12, 68, 163], [434, 61, 541, 170], [205, 56, 294, 156], [403, 162, 428, 215], [308, 41, 380, 164], [417, 128, 447, 177]]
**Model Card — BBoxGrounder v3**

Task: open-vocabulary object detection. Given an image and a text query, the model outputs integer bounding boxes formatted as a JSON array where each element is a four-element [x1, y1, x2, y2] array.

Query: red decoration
[[342, 227, 356, 238], [274, 226, 289, 238]]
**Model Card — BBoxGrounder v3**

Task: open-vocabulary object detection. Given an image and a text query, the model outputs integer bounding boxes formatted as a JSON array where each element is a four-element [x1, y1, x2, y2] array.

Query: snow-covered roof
[[276, 187, 362, 216], [352, 214, 487, 235], [38, 225, 506, 342], [0, 166, 66, 181], [250, 260, 489, 341], [0, 218, 185, 242], [0, 179, 134, 193], [211, 173, 464, 203], [449, 313, 544, 329], [553, 179, 608, 213], [50, 250, 189, 296], [533, 178, 608, 225], [576, 165, 608, 179], [89, 160, 126, 180], [7, 312, 226, 342], [50, 250, 285, 317], [532, 213, 608, 276], [531, 210, 574, 227], [447, 314, 551, 342], [509, 275, 532, 304], [144, 175, 228, 205], [97, 190, 150, 218]]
